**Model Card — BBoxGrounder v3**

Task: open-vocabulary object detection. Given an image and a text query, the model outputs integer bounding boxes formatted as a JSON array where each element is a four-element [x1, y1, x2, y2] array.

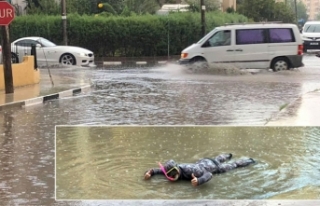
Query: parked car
[[301, 21, 320, 52], [10, 37, 95, 67], [179, 23, 304, 72]]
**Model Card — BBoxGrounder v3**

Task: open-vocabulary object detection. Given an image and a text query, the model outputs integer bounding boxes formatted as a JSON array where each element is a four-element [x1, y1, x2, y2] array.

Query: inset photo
[[55, 126, 320, 200]]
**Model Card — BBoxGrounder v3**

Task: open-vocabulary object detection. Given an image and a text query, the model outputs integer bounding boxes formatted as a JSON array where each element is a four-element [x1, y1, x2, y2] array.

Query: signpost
[[0, 1, 15, 94]]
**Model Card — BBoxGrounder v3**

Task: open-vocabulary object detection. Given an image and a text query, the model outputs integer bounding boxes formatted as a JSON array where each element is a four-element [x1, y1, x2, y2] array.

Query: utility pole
[[1, 26, 14, 94], [1, 0, 14, 94], [61, 0, 67, 45], [201, 0, 205, 36]]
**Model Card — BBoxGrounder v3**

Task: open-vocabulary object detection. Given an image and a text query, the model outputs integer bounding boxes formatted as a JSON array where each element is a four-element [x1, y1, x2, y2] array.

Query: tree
[[273, 2, 295, 23], [24, 0, 60, 15], [124, 0, 160, 15], [24, 0, 43, 10], [286, 0, 308, 22], [237, 0, 295, 23]]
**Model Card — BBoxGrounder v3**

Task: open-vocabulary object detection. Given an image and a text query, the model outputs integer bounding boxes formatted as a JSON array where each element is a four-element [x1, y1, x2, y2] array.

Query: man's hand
[[144, 170, 152, 180], [191, 173, 198, 187]]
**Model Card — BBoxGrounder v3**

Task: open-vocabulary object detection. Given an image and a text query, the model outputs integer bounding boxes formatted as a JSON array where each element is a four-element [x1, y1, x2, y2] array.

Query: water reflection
[[56, 126, 320, 200], [0, 110, 14, 203], [0, 106, 57, 205]]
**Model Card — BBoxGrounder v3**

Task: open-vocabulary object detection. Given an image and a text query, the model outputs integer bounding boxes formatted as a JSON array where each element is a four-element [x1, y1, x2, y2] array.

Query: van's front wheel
[[189, 57, 208, 73], [271, 58, 290, 72]]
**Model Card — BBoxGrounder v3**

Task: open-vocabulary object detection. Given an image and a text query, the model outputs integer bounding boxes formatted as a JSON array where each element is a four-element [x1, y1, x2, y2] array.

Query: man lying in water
[[144, 153, 255, 187]]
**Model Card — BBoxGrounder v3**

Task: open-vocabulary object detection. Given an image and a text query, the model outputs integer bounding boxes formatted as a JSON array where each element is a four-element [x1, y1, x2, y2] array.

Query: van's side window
[[269, 28, 295, 43], [236, 29, 266, 45], [207, 30, 231, 47]]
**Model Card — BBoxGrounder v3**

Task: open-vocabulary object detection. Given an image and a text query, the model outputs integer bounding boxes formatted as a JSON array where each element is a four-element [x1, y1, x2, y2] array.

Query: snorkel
[[158, 162, 180, 181]]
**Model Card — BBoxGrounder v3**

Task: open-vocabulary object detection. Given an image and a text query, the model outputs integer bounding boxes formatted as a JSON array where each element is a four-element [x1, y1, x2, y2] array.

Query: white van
[[179, 23, 304, 72]]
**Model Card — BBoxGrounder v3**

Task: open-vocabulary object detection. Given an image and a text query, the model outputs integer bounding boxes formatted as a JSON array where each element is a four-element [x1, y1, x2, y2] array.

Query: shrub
[[6, 12, 248, 57]]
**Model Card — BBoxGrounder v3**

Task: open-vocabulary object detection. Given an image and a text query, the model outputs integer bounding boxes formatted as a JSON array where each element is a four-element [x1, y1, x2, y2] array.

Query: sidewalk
[[266, 90, 320, 126], [0, 68, 92, 108]]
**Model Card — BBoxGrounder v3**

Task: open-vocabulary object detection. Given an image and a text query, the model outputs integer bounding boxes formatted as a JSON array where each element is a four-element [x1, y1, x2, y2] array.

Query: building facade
[[300, 0, 320, 20], [276, 0, 320, 20], [221, 0, 237, 11]]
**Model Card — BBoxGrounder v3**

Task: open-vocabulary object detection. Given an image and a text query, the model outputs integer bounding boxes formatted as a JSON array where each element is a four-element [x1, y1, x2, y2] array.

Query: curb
[[0, 84, 92, 111], [102, 61, 169, 66], [264, 89, 320, 125]]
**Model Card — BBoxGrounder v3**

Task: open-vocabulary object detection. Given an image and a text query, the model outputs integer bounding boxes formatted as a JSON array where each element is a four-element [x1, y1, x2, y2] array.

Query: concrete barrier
[[0, 56, 40, 91], [103, 61, 122, 66], [136, 61, 148, 65], [0, 84, 93, 110]]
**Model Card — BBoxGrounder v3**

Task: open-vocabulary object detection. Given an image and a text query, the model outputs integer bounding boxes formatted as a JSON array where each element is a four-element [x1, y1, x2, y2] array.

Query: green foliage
[[226, 7, 235, 13], [237, 0, 295, 23], [97, 3, 117, 15], [273, 2, 295, 23], [120, 5, 133, 17], [8, 12, 248, 57], [67, 0, 97, 15]]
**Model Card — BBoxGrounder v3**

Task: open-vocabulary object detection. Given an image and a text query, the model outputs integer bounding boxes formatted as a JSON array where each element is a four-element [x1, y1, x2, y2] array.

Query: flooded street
[[0, 54, 320, 205], [56, 126, 320, 200]]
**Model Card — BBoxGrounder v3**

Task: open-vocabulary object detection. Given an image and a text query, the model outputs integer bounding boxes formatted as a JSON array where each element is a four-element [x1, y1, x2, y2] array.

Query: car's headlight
[[79, 53, 88, 57], [301, 35, 310, 41]]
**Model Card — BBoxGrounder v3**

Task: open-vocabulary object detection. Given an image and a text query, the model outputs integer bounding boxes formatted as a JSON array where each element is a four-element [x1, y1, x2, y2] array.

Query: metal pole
[[294, 0, 298, 24], [61, 0, 67, 45], [200, 0, 205, 36], [167, 15, 170, 61], [1, 25, 14, 94]]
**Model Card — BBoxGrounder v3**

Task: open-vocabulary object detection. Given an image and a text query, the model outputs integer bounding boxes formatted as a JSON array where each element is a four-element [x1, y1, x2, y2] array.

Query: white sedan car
[[10, 37, 95, 67]]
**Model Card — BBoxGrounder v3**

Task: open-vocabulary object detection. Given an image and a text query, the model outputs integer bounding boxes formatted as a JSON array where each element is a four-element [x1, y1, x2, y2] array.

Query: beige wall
[[0, 56, 40, 91], [222, 0, 237, 11]]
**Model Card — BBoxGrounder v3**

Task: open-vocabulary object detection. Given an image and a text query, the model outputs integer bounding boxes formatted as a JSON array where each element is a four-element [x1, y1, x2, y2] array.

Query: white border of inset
[[54, 125, 320, 205]]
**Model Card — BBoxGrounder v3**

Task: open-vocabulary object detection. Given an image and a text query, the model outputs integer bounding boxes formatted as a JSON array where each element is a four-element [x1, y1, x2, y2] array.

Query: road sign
[[0, 1, 15, 26]]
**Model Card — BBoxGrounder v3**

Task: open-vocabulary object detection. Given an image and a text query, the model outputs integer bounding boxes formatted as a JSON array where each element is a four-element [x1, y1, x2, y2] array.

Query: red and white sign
[[0, 1, 15, 26]]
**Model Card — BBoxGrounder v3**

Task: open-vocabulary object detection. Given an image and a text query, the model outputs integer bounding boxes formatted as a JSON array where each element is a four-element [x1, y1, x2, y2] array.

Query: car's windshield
[[303, 24, 320, 33], [197, 28, 218, 44], [37, 38, 56, 47]]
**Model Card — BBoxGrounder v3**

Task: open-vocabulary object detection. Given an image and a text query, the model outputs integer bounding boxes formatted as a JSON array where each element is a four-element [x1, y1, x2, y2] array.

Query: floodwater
[[56, 126, 320, 200]]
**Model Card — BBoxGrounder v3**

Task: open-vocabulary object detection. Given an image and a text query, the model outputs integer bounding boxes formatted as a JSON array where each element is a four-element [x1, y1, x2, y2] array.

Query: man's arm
[[195, 172, 213, 186], [148, 168, 163, 176], [144, 168, 164, 180]]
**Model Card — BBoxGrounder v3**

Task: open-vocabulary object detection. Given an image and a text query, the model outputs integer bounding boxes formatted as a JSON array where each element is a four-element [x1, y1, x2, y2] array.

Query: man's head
[[158, 160, 180, 181]]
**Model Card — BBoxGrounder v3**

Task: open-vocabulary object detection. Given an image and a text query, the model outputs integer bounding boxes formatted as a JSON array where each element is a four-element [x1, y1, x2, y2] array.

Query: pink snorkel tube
[[158, 162, 177, 181]]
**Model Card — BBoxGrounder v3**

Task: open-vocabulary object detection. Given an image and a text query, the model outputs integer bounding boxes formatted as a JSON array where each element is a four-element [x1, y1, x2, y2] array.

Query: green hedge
[[8, 12, 248, 57]]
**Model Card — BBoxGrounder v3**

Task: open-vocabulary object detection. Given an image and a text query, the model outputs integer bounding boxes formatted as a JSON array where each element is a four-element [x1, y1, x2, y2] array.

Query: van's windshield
[[303, 24, 320, 33], [197, 28, 218, 44]]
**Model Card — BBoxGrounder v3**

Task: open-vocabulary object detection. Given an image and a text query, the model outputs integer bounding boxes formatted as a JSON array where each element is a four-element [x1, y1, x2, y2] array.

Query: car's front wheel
[[189, 57, 209, 73], [60, 53, 76, 66]]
